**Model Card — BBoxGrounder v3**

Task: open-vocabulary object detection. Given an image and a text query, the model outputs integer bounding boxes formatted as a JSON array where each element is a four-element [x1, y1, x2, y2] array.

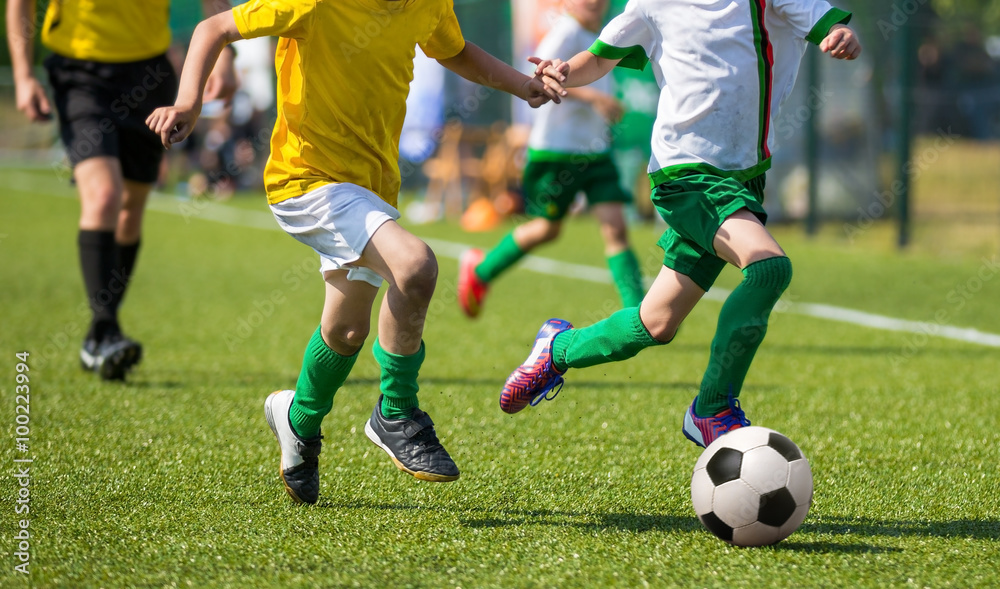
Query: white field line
[[12, 177, 1000, 348]]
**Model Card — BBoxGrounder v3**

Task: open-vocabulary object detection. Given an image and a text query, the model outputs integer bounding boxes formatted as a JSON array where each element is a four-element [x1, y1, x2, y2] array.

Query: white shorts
[[269, 183, 400, 288]]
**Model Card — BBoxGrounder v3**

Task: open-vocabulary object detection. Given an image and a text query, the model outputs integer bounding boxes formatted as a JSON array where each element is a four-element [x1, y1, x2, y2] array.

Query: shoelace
[[718, 394, 751, 429], [529, 373, 564, 407]]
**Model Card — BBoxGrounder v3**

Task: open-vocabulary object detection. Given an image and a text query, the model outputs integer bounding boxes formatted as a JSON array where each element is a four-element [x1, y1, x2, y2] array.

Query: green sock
[[373, 338, 424, 420], [551, 306, 665, 371], [289, 326, 359, 439], [696, 256, 793, 416], [607, 249, 644, 308], [474, 232, 525, 283]]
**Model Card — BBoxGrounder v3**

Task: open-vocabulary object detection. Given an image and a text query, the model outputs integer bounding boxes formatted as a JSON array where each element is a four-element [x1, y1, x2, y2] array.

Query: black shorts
[[44, 53, 178, 183]]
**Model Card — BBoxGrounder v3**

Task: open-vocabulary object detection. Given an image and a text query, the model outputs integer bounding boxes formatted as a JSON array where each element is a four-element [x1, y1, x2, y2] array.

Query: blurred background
[[2, 0, 998, 257]]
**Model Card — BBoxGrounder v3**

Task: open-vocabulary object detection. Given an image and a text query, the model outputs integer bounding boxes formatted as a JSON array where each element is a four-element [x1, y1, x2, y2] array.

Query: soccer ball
[[690, 426, 813, 547]]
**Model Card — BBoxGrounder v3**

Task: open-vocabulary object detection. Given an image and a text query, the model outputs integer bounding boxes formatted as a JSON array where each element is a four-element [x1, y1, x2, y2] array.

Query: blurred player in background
[[147, 0, 560, 504], [5, 0, 237, 381], [502, 0, 861, 447], [457, 0, 645, 319]]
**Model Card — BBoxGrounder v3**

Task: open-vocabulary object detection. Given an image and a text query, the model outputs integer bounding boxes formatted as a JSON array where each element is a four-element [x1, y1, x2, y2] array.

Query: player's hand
[[14, 76, 53, 123], [820, 25, 861, 60], [203, 46, 238, 104], [522, 76, 556, 108], [593, 94, 624, 123], [146, 105, 200, 149], [527, 56, 570, 101]]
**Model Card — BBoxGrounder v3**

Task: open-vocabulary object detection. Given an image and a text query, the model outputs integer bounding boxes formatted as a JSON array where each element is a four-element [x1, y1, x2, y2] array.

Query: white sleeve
[[770, 0, 852, 44], [590, 0, 655, 70]]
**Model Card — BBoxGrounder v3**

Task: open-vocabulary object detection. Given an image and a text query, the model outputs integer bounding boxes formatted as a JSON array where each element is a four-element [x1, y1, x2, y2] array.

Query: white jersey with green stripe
[[529, 14, 616, 157], [590, 0, 851, 186]]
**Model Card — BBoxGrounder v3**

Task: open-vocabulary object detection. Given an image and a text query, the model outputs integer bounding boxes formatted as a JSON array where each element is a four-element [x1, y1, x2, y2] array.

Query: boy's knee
[[642, 319, 678, 343], [321, 322, 369, 353], [395, 250, 438, 301]]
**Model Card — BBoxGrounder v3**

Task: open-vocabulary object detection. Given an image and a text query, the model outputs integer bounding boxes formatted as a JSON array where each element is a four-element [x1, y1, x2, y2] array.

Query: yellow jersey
[[41, 0, 172, 63], [232, 0, 466, 206]]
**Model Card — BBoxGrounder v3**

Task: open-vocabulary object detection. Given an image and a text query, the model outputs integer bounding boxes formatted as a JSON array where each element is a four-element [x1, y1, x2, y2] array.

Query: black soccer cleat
[[264, 390, 322, 504], [80, 333, 143, 381], [364, 395, 459, 482]]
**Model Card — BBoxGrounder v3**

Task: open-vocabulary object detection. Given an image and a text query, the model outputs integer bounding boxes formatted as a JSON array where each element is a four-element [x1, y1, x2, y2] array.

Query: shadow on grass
[[346, 377, 701, 391], [774, 541, 901, 554], [802, 516, 1000, 541]]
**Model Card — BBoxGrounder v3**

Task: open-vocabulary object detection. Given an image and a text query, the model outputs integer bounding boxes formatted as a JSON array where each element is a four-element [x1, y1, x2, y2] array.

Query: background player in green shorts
[[457, 0, 644, 319], [499, 0, 861, 447]]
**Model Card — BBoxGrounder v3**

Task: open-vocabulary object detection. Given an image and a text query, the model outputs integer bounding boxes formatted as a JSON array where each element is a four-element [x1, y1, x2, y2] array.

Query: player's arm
[[528, 50, 620, 100], [436, 42, 563, 108], [146, 11, 243, 149], [563, 86, 624, 123], [201, 0, 239, 102], [771, 0, 859, 59], [819, 24, 861, 60], [5, 0, 52, 122]]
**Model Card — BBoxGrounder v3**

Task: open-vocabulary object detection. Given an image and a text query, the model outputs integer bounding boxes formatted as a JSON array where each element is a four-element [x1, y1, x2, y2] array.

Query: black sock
[[112, 239, 141, 318], [78, 230, 119, 341]]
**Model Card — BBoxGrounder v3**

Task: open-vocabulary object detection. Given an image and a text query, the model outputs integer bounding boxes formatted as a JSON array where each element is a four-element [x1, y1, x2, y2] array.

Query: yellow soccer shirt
[[41, 0, 172, 63], [232, 0, 466, 206]]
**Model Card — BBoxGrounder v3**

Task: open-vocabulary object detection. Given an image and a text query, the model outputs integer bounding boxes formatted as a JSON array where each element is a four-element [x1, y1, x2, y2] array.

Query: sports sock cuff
[[372, 337, 425, 370], [628, 306, 665, 347], [310, 327, 360, 370], [551, 330, 572, 372], [742, 256, 793, 290], [374, 338, 425, 418], [78, 229, 116, 247]]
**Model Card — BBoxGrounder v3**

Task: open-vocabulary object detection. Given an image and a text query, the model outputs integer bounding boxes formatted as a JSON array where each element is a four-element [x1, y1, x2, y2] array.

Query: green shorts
[[522, 154, 630, 220], [653, 173, 768, 292]]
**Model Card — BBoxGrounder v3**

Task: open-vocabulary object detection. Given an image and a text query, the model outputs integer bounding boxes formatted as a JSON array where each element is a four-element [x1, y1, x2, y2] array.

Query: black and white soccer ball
[[690, 426, 813, 547]]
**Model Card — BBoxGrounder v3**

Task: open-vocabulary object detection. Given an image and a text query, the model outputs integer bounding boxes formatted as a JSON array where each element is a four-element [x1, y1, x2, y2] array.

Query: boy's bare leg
[[356, 220, 438, 356], [512, 217, 562, 250], [712, 208, 785, 268], [266, 272, 378, 505], [353, 220, 459, 481], [318, 271, 379, 356], [638, 267, 705, 342], [691, 207, 792, 423]]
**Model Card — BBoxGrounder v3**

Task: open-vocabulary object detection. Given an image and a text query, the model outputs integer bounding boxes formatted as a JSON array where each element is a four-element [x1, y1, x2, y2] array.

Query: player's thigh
[[713, 209, 785, 268], [358, 220, 437, 294]]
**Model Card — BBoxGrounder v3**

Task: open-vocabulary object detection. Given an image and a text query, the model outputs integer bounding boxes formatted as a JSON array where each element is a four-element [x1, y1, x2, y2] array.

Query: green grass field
[[1, 166, 998, 588]]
